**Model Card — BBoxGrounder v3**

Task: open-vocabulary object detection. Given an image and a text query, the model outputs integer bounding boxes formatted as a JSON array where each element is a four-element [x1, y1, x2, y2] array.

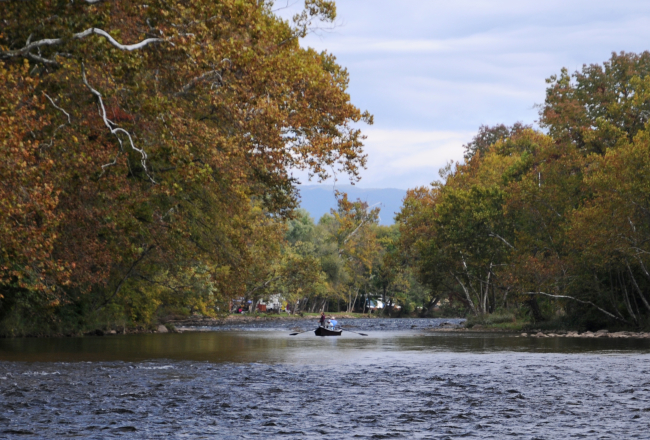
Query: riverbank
[[0, 312, 378, 338], [163, 311, 376, 328], [521, 330, 650, 339], [427, 327, 650, 339], [3, 328, 649, 438], [4, 312, 650, 338]]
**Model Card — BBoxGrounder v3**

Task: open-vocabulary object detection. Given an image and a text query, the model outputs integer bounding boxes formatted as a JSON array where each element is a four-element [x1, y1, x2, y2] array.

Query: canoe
[[314, 326, 342, 336]]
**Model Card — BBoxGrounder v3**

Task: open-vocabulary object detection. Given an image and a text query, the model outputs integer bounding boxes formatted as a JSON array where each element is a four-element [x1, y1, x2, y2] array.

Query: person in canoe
[[320, 312, 326, 328], [328, 318, 338, 330]]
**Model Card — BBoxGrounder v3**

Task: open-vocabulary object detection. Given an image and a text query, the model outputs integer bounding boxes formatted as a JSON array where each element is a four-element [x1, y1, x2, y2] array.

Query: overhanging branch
[[95, 245, 155, 312], [488, 232, 515, 250], [81, 64, 155, 183], [521, 291, 629, 323], [73, 28, 165, 51], [42, 92, 71, 148], [1, 27, 165, 65]]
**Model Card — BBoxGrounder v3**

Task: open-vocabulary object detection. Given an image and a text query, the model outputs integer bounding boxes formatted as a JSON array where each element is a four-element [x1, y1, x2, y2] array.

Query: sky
[[277, 0, 650, 190]]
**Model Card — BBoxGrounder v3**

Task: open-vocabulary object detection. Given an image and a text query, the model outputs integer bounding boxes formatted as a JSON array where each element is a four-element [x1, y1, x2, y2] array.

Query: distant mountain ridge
[[297, 185, 407, 226]]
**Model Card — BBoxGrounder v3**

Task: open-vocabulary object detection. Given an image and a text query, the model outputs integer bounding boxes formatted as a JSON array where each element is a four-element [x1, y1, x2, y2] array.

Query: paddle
[[289, 328, 316, 336], [342, 329, 368, 336]]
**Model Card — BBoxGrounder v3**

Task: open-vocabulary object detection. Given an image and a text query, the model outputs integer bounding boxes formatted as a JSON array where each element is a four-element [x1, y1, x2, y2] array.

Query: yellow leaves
[[0, 0, 371, 320]]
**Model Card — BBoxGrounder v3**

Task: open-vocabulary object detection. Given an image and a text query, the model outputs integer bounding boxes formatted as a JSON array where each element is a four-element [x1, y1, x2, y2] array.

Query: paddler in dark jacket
[[319, 312, 326, 327]]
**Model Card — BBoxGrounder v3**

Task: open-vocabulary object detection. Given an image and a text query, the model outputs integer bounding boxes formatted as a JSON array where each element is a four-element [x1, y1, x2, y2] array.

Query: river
[[1, 318, 649, 438]]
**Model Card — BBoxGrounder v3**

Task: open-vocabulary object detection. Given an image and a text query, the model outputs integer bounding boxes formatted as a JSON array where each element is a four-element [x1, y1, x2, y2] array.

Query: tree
[[0, 0, 372, 332], [463, 122, 530, 160], [540, 51, 650, 155], [396, 51, 650, 328], [0, 62, 65, 325], [330, 192, 380, 312], [566, 129, 650, 326]]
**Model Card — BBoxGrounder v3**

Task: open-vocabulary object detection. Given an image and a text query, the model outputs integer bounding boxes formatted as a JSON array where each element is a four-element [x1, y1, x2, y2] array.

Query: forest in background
[[2, 1, 650, 336], [399, 51, 650, 331]]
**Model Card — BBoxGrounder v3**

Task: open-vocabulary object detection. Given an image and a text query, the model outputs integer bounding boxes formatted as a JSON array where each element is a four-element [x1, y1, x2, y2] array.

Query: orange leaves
[[540, 52, 650, 155], [0, 62, 65, 292], [0, 1, 370, 327]]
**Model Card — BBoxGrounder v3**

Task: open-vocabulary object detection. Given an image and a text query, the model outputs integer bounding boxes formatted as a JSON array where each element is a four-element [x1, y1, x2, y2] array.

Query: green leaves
[[540, 51, 650, 155], [399, 52, 650, 326], [0, 0, 371, 332]]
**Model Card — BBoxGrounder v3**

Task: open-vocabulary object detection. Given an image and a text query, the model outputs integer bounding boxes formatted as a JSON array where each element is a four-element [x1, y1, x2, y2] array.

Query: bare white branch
[[73, 28, 164, 52], [43, 93, 71, 124], [521, 291, 628, 323], [24, 52, 58, 65], [0, 0, 106, 2], [178, 70, 223, 95], [100, 151, 121, 174], [488, 232, 515, 250], [451, 271, 478, 316], [81, 64, 155, 183], [1, 27, 165, 64], [42, 92, 71, 148]]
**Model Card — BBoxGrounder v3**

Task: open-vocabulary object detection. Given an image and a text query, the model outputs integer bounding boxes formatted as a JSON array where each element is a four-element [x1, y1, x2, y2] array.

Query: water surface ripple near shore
[[2, 354, 650, 438], [180, 317, 465, 332], [1, 319, 650, 438]]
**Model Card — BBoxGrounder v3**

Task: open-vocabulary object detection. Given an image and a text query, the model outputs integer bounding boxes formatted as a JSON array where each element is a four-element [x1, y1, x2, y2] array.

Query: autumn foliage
[[398, 52, 650, 329], [0, 0, 371, 334]]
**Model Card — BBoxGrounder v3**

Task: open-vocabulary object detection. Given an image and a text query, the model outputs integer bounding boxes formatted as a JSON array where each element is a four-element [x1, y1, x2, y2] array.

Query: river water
[[1, 318, 650, 439]]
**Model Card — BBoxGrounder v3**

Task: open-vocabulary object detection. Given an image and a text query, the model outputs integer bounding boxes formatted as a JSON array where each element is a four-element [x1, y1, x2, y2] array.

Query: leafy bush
[[465, 312, 516, 328]]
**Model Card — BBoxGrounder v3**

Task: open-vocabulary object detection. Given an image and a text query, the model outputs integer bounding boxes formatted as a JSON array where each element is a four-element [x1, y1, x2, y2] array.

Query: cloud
[[293, 128, 473, 190], [279, 0, 650, 189], [309, 17, 650, 56], [358, 128, 472, 189]]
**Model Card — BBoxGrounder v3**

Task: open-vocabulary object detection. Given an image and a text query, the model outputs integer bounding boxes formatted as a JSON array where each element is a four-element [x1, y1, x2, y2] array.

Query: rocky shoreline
[[519, 330, 650, 339], [6, 315, 650, 338], [162, 313, 379, 329], [427, 327, 650, 339], [162, 314, 304, 328]]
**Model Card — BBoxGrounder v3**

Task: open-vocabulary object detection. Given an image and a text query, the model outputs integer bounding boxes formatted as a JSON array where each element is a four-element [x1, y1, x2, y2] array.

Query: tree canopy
[[398, 51, 650, 330], [0, 0, 372, 334]]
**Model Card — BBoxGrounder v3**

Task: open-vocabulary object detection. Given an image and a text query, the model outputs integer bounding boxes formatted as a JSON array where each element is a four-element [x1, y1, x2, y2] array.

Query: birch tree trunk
[[452, 272, 478, 316]]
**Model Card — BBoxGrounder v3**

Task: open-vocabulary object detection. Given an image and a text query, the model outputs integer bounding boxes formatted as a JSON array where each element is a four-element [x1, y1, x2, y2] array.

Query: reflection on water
[[1, 327, 649, 364], [1, 319, 649, 438]]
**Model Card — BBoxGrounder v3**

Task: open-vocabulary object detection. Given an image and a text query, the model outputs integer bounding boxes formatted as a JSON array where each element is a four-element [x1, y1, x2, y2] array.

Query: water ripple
[[1, 352, 649, 438]]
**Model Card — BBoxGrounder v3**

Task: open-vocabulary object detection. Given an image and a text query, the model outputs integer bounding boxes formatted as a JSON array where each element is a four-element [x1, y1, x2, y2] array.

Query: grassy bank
[[4, 306, 645, 337], [463, 312, 650, 334]]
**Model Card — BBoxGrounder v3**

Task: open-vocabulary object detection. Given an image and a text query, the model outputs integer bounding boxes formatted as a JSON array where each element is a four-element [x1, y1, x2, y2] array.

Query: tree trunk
[[635, 255, 650, 281], [626, 261, 650, 312], [482, 265, 492, 314], [350, 287, 359, 313], [451, 272, 478, 316], [348, 288, 351, 312], [606, 270, 626, 319], [526, 296, 543, 322], [618, 270, 637, 324], [422, 296, 440, 316]]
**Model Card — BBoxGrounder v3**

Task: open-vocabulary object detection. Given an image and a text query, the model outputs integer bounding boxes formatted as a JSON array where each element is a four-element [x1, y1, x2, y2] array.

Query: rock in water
[[157, 325, 168, 333]]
